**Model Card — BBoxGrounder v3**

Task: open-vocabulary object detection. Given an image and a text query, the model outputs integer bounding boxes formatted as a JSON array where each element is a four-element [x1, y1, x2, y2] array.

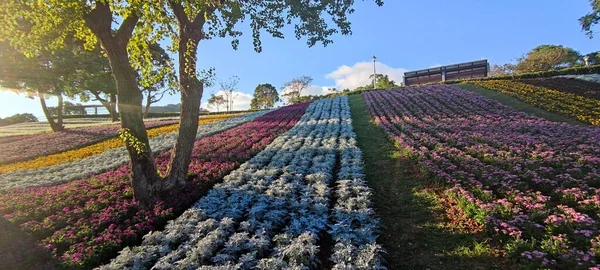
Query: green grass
[[456, 83, 587, 126], [348, 93, 512, 269]]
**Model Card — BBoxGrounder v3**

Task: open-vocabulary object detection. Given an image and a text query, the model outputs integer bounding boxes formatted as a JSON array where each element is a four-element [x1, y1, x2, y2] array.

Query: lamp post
[[372, 55, 377, 89], [584, 55, 590, 67]]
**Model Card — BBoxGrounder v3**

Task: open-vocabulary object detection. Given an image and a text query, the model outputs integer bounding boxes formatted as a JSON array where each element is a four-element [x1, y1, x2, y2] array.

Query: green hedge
[[446, 64, 600, 84]]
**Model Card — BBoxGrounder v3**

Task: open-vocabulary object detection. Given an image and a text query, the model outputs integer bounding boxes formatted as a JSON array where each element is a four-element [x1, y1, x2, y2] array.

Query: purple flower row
[[0, 103, 308, 269], [0, 119, 179, 165], [363, 85, 600, 269]]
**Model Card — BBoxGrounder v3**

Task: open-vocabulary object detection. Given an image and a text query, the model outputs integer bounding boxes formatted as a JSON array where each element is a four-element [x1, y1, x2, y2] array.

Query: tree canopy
[[580, 0, 600, 38], [282, 76, 313, 104], [509, 45, 581, 74], [250, 83, 279, 110]]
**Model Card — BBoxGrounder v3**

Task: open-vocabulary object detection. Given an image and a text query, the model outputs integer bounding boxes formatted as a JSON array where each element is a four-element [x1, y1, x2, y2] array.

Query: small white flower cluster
[[99, 97, 384, 270], [0, 112, 268, 191], [555, 74, 600, 83]]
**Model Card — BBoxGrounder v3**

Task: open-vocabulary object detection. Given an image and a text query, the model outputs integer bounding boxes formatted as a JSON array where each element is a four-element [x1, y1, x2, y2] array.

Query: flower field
[[363, 85, 600, 269], [99, 96, 383, 269], [0, 105, 305, 269], [0, 114, 238, 174], [0, 119, 180, 165], [0, 113, 266, 191], [557, 74, 600, 84], [470, 80, 600, 125], [517, 77, 600, 100]]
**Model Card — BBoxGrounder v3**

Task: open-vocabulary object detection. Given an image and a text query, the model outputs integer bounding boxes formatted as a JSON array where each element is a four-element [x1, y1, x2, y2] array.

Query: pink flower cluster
[[0, 103, 308, 269], [363, 85, 600, 269], [0, 120, 179, 165]]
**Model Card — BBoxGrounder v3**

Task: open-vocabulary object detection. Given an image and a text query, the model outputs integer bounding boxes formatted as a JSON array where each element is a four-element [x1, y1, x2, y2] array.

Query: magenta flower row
[[0, 119, 180, 165], [0, 103, 308, 269], [363, 85, 600, 269]]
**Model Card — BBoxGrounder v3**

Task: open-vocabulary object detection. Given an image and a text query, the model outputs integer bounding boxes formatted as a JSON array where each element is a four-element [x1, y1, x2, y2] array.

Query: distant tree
[[141, 44, 177, 118], [0, 41, 71, 132], [583, 51, 600, 65], [250, 84, 279, 110], [49, 101, 87, 116], [489, 64, 514, 77], [207, 94, 227, 112], [580, 0, 600, 38], [282, 76, 313, 104], [0, 113, 38, 127], [352, 74, 399, 91], [511, 45, 581, 73], [218, 76, 240, 112]]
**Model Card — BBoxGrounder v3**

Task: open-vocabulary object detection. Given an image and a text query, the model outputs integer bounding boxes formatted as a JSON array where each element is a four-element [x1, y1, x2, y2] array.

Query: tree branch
[[115, 13, 140, 43], [83, 1, 113, 40], [168, 1, 189, 26]]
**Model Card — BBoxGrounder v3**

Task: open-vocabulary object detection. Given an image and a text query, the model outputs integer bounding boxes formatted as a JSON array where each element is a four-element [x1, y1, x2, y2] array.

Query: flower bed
[[470, 80, 600, 125], [0, 105, 306, 269], [517, 77, 600, 100], [363, 85, 600, 269], [99, 97, 384, 269], [0, 119, 180, 165], [0, 114, 237, 174], [0, 112, 266, 191]]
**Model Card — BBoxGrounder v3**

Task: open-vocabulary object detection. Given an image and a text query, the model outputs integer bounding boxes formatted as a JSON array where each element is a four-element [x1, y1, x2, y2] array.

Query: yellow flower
[[471, 80, 600, 125]]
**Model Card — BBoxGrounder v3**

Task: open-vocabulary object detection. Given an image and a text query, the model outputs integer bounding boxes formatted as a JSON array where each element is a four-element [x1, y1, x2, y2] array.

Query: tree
[[1, 0, 384, 206], [282, 76, 313, 104], [141, 43, 177, 118], [218, 76, 240, 112], [353, 74, 399, 91], [0, 41, 68, 132], [583, 51, 600, 66], [0, 113, 38, 127], [207, 93, 227, 112], [489, 64, 514, 77], [510, 45, 581, 74], [250, 83, 279, 110], [580, 0, 600, 38]]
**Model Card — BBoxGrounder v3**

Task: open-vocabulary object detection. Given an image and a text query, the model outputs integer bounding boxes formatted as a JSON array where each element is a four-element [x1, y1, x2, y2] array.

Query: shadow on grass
[[348, 94, 514, 270], [0, 218, 58, 270]]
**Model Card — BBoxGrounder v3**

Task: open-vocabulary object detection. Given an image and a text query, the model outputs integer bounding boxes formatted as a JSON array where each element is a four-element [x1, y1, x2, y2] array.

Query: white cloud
[[202, 90, 253, 112], [325, 61, 408, 90]]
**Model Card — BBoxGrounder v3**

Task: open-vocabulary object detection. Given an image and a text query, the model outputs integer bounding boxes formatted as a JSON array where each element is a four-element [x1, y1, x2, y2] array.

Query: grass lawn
[[348, 93, 513, 269], [456, 83, 587, 126]]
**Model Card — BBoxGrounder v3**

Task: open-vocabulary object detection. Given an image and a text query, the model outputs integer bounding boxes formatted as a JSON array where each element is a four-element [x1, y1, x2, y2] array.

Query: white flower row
[[99, 96, 385, 270], [555, 74, 600, 83], [0, 112, 268, 191], [329, 98, 385, 269]]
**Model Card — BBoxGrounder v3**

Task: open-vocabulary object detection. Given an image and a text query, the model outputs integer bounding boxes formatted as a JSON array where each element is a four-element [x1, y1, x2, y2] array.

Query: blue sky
[[1, 0, 598, 119]]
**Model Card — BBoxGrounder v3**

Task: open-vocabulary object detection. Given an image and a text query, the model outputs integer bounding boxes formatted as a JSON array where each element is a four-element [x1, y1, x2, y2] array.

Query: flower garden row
[[0, 105, 305, 269], [0, 113, 265, 191], [0, 114, 238, 174], [99, 96, 384, 270], [364, 85, 600, 269], [516, 77, 600, 100], [470, 80, 600, 125], [0, 118, 181, 165]]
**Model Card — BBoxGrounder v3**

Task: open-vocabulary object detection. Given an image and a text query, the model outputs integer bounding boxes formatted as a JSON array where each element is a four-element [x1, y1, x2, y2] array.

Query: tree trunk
[[94, 92, 119, 122], [109, 93, 118, 122], [103, 42, 161, 207], [56, 93, 64, 129], [144, 92, 152, 119], [163, 29, 203, 191], [38, 92, 64, 132]]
